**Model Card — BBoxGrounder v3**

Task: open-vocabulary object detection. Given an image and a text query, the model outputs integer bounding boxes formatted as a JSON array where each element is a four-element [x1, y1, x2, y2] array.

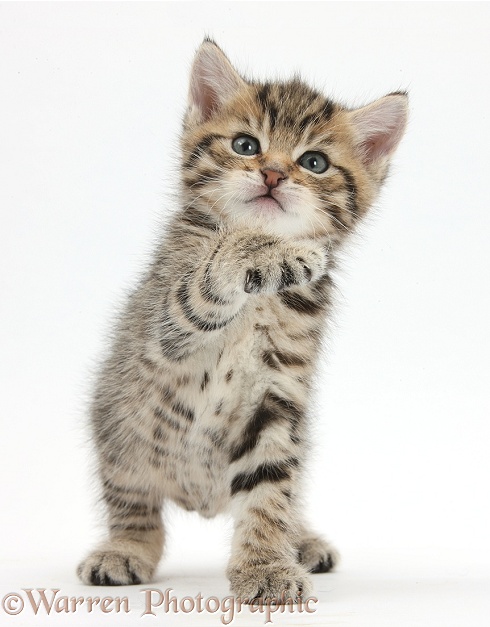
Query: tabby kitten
[[77, 39, 407, 602]]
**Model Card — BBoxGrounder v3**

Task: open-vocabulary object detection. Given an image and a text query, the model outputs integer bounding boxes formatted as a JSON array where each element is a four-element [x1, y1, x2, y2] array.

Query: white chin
[[226, 200, 309, 237]]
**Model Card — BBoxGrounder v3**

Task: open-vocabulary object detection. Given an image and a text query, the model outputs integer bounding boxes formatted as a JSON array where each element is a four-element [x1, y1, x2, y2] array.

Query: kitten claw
[[279, 261, 296, 290], [244, 268, 262, 293], [296, 257, 312, 281]]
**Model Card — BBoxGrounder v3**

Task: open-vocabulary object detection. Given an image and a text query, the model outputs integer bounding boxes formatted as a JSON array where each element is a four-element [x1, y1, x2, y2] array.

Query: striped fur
[[78, 40, 407, 602]]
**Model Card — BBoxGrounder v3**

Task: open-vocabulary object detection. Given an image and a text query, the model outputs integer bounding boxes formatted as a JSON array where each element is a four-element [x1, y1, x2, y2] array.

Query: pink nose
[[261, 169, 287, 189]]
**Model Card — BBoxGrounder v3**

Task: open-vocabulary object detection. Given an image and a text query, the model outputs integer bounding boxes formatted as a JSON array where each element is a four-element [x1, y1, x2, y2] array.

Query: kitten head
[[181, 39, 407, 242]]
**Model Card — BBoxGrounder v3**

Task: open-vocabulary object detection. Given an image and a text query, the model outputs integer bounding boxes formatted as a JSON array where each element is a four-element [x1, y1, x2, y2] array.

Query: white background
[[1, 2, 489, 626]]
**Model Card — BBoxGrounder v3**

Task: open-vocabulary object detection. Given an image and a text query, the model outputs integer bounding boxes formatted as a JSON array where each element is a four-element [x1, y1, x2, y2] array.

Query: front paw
[[228, 562, 313, 604], [244, 242, 326, 294], [77, 549, 154, 585]]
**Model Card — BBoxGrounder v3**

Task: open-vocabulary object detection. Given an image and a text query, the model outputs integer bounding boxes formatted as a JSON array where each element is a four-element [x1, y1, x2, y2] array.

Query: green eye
[[298, 151, 329, 174], [232, 135, 260, 156]]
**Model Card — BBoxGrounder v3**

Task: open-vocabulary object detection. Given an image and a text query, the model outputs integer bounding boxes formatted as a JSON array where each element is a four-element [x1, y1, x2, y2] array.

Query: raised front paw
[[297, 535, 340, 573], [77, 549, 154, 586], [244, 240, 327, 294], [228, 561, 313, 604]]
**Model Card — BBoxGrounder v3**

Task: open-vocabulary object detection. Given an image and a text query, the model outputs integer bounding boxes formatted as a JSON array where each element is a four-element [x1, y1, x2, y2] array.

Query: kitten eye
[[298, 151, 329, 174], [232, 135, 260, 156]]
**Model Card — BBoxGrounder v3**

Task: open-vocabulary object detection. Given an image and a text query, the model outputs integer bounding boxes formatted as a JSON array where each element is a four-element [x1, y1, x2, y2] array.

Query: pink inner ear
[[188, 42, 246, 123], [190, 71, 218, 121], [362, 132, 396, 162], [352, 95, 408, 164]]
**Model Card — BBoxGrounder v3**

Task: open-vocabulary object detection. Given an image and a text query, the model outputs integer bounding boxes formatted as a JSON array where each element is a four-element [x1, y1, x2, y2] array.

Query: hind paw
[[297, 535, 340, 573]]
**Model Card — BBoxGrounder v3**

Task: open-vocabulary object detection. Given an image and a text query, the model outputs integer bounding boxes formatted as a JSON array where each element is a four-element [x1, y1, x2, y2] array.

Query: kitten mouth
[[248, 192, 285, 212]]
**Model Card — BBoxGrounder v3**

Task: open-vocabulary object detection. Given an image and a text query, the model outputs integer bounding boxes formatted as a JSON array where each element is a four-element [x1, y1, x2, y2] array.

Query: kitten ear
[[188, 39, 247, 123], [348, 93, 408, 167]]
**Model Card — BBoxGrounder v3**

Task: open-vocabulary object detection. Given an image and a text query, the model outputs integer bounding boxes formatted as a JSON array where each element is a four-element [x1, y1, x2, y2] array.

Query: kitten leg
[[77, 476, 164, 585], [296, 525, 340, 573], [227, 468, 312, 604], [226, 391, 315, 603]]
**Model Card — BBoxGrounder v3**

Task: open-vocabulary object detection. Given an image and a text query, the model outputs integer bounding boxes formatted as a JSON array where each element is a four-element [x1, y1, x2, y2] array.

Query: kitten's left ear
[[188, 39, 247, 123], [347, 93, 408, 168]]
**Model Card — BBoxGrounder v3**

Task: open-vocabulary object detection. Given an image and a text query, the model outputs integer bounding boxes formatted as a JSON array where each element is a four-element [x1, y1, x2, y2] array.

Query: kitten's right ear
[[188, 39, 247, 124]]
